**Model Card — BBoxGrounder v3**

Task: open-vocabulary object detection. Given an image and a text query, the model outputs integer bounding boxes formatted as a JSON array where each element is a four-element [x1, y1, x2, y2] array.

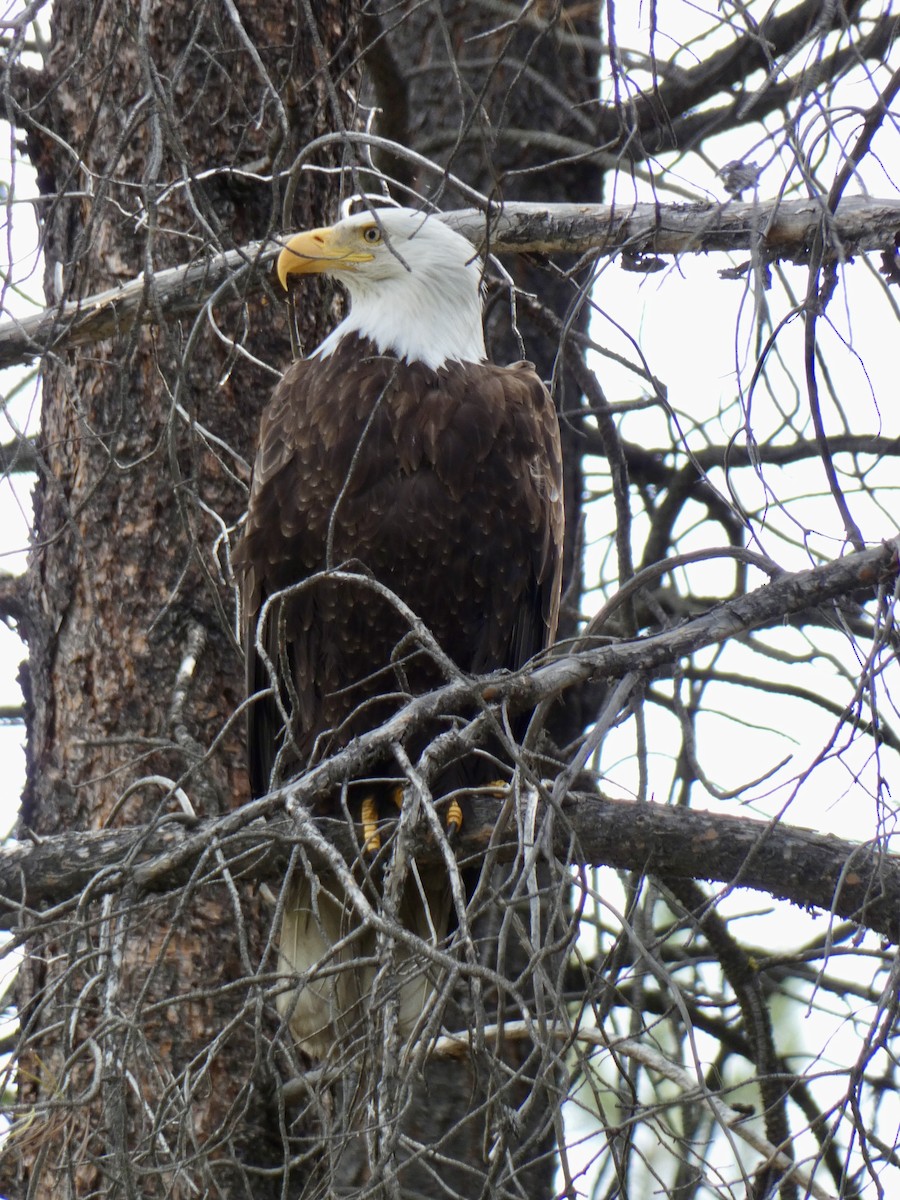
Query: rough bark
[[10, 2, 357, 1196]]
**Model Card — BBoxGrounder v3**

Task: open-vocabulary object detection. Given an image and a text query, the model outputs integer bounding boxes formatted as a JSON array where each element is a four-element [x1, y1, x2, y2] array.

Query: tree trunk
[[12, 2, 356, 1195]]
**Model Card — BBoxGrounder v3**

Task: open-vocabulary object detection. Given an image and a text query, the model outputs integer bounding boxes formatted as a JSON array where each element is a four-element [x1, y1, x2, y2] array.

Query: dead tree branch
[[2, 788, 898, 945], [0, 195, 897, 369], [4, 536, 898, 937]]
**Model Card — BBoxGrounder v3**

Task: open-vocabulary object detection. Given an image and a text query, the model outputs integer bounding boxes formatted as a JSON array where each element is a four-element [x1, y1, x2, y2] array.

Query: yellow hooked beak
[[276, 223, 380, 290]]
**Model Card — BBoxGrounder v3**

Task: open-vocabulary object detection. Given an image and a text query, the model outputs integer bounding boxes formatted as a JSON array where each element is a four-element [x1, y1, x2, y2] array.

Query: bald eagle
[[236, 207, 563, 1059]]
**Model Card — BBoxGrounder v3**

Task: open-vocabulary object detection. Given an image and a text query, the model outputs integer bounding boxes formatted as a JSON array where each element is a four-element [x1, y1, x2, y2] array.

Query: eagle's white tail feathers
[[276, 870, 451, 1060]]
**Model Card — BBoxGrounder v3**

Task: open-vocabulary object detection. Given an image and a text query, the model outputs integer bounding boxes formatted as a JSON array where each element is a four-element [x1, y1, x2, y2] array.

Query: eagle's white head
[[276, 207, 487, 371]]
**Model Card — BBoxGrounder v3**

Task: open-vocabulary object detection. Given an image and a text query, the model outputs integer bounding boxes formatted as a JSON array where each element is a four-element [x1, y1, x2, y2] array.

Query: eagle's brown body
[[235, 208, 563, 1059], [238, 334, 563, 798]]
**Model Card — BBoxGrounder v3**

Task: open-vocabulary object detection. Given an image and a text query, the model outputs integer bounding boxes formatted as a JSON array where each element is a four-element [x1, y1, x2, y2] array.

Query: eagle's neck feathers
[[314, 242, 487, 371]]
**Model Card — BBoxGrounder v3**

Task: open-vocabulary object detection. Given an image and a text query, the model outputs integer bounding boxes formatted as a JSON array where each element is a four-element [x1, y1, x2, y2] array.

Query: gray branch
[[0, 433, 38, 475], [2, 787, 898, 945], [0, 195, 897, 370], [4, 537, 898, 937]]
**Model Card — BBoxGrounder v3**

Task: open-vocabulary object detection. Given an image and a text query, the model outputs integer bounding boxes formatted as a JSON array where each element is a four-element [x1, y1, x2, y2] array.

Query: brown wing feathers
[[236, 335, 563, 800]]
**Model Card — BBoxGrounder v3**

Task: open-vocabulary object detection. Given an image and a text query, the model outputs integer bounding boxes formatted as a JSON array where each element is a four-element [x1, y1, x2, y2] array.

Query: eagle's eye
[[362, 226, 382, 245]]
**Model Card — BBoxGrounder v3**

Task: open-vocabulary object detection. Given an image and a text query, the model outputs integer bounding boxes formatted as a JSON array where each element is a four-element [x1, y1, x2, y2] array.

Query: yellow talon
[[361, 794, 380, 853], [389, 785, 404, 809], [446, 798, 463, 834]]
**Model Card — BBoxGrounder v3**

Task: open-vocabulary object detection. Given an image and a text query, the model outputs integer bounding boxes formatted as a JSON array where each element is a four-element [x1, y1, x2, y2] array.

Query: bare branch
[[0, 433, 38, 474], [2, 787, 898, 948], [0, 574, 28, 626], [3, 538, 899, 938], [193, 540, 898, 825], [0, 195, 897, 369]]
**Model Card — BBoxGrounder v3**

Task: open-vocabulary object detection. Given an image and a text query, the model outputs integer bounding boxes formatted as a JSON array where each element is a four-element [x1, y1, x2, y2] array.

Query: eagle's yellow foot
[[361, 787, 404, 852], [446, 797, 463, 835], [446, 780, 508, 836], [361, 794, 381, 854]]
